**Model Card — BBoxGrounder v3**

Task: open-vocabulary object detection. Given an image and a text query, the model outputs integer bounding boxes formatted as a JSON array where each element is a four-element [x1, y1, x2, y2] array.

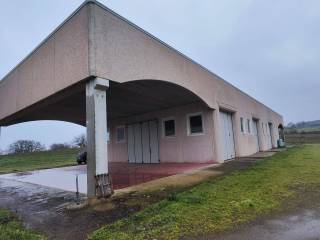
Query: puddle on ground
[[0, 166, 87, 194]]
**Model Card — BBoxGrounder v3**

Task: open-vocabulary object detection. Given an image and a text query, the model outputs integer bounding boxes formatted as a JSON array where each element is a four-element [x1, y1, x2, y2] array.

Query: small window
[[188, 113, 204, 135], [247, 119, 251, 134], [262, 123, 264, 134], [107, 127, 110, 142], [240, 117, 244, 133], [163, 119, 175, 137], [116, 126, 125, 143]]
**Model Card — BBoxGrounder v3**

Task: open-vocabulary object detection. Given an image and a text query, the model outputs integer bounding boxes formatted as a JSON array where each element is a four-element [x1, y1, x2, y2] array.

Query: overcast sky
[[0, 0, 319, 150]]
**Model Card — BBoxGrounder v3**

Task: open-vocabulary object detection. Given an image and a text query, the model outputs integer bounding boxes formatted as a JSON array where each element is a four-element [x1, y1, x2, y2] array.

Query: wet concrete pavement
[[0, 177, 137, 240], [0, 165, 88, 193], [0, 162, 212, 193]]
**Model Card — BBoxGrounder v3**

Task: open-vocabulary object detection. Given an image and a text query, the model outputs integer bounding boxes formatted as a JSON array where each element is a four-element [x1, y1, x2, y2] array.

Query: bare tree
[[8, 140, 45, 154], [50, 143, 71, 151], [72, 134, 86, 149]]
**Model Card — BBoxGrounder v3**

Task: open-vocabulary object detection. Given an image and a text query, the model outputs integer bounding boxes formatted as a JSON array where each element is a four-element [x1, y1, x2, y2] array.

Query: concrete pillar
[[212, 109, 223, 163], [86, 77, 113, 198], [232, 111, 240, 157]]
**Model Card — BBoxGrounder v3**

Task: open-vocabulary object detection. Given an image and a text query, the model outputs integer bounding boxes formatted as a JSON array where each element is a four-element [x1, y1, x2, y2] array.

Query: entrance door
[[219, 111, 236, 161], [127, 120, 159, 163], [252, 119, 260, 152]]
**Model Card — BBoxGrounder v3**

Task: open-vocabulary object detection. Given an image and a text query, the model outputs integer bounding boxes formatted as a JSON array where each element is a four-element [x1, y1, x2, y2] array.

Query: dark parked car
[[77, 151, 87, 165]]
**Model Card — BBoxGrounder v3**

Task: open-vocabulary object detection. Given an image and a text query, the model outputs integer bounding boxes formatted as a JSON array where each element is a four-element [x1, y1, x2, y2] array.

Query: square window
[[188, 113, 204, 135], [116, 126, 125, 143], [163, 119, 175, 137]]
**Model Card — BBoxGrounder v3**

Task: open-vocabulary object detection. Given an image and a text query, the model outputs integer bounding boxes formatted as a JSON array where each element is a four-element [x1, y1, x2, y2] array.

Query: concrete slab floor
[[0, 162, 213, 193]]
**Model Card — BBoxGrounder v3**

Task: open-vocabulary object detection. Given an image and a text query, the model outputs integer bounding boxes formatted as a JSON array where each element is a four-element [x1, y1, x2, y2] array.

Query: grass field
[[0, 148, 78, 174], [285, 133, 320, 144], [0, 208, 44, 240], [90, 144, 320, 240]]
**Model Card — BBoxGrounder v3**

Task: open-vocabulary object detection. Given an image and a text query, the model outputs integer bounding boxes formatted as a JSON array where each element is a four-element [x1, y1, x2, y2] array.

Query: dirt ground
[[0, 152, 278, 240]]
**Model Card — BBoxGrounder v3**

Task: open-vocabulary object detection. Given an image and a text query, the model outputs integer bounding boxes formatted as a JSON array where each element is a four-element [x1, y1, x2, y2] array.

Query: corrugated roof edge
[[0, 0, 282, 119]]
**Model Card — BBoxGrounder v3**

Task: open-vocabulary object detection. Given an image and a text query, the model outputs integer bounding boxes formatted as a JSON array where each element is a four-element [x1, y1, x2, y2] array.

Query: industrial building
[[0, 0, 283, 198]]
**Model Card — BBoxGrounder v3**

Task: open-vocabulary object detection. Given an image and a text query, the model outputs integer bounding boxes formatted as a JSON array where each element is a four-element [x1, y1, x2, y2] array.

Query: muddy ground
[[0, 152, 284, 240]]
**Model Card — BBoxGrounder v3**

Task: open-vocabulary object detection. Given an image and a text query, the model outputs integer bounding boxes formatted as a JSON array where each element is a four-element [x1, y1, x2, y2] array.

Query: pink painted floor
[[109, 162, 213, 189]]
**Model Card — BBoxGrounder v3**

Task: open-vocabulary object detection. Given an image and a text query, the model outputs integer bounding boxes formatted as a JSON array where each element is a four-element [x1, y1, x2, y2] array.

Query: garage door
[[127, 120, 159, 163], [252, 119, 260, 152], [219, 111, 235, 161]]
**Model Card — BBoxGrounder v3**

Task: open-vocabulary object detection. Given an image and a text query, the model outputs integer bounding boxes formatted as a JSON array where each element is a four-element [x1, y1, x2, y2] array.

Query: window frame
[[247, 119, 251, 134], [187, 112, 205, 136], [240, 117, 244, 133], [162, 117, 176, 138], [115, 126, 126, 143]]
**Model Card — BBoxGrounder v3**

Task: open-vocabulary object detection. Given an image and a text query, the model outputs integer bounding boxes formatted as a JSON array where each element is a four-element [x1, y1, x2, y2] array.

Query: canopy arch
[[0, 78, 212, 127]]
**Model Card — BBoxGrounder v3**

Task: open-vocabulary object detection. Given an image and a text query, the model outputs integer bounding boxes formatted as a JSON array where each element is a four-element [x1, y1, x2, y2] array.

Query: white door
[[219, 111, 236, 161], [127, 120, 159, 163], [127, 125, 135, 163], [141, 122, 151, 164], [252, 120, 260, 152], [133, 123, 143, 163], [149, 120, 160, 163]]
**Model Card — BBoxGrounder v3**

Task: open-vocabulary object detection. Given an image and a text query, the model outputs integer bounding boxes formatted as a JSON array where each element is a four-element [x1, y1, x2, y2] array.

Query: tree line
[[0, 134, 86, 155]]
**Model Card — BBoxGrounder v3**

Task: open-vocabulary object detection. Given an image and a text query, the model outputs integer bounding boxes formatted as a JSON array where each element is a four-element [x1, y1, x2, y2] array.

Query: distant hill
[[286, 120, 320, 133]]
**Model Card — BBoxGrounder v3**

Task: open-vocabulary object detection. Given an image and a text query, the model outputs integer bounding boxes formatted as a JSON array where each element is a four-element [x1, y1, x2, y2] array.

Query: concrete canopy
[[0, 0, 282, 128], [0, 80, 208, 126]]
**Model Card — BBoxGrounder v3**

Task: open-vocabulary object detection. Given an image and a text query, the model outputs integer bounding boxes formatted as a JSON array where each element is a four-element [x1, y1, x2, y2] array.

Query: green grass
[[90, 144, 320, 240], [0, 208, 44, 240], [0, 149, 78, 174]]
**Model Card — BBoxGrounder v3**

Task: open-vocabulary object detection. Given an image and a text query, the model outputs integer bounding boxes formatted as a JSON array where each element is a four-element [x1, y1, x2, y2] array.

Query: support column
[[86, 77, 113, 198], [212, 109, 223, 163]]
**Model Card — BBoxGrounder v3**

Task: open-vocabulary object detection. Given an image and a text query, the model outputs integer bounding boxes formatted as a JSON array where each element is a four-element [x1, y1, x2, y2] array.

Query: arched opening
[[0, 120, 85, 152], [0, 79, 210, 127], [0, 79, 214, 197]]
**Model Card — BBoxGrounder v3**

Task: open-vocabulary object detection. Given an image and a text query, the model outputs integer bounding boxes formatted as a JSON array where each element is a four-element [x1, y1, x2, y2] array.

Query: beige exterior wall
[[107, 101, 280, 164], [90, 3, 281, 126], [108, 103, 215, 163], [0, 5, 90, 121], [232, 111, 280, 157]]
